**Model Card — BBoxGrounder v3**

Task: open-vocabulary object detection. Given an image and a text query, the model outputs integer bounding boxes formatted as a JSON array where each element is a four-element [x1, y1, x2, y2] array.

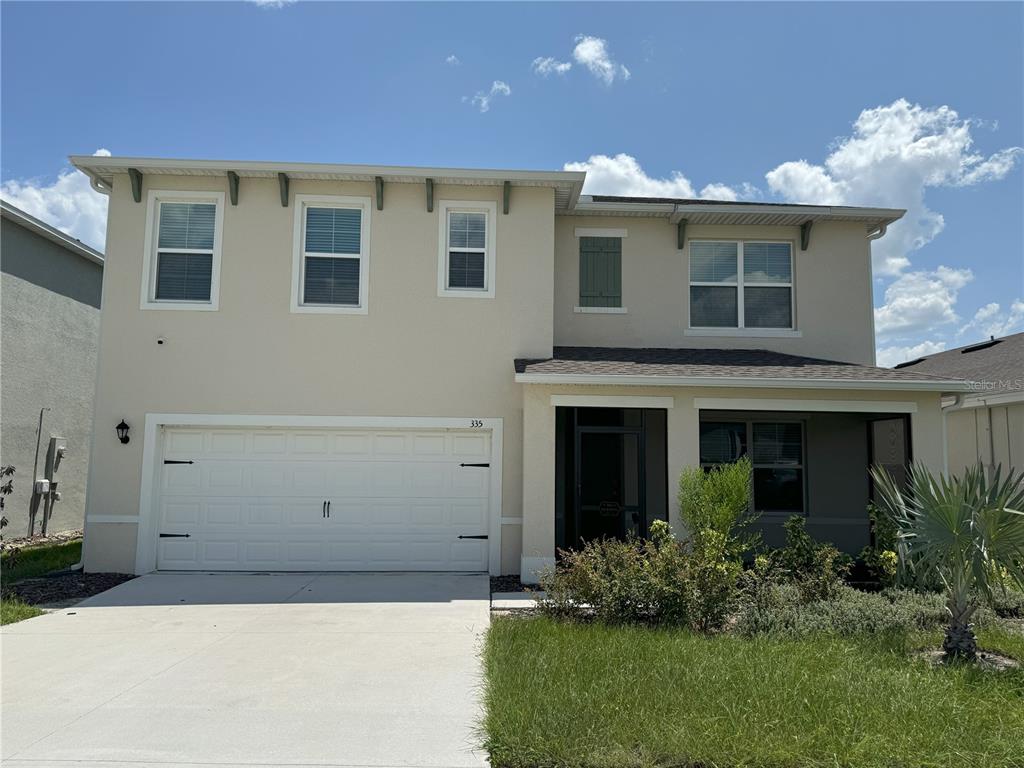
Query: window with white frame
[[291, 195, 370, 314], [142, 191, 224, 309], [699, 420, 805, 514], [689, 241, 793, 329], [437, 200, 496, 298]]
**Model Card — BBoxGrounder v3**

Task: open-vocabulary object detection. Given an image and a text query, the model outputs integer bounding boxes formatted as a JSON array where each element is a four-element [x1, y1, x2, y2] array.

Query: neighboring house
[[70, 156, 969, 581], [1, 199, 104, 535], [895, 333, 1023, 476]]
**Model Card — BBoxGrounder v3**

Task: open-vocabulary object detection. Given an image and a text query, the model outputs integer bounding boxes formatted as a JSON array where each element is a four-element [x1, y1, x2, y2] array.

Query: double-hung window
[[699, 420, 805, 515], [689, 241, 794, 330], [437, 200, 496, 298], [142, 191, 224, 310], [292, 195, 370, 314]]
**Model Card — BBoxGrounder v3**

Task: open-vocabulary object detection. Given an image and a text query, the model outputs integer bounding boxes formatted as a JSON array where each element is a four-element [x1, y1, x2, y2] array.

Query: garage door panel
[[156, 426, 491, 572]]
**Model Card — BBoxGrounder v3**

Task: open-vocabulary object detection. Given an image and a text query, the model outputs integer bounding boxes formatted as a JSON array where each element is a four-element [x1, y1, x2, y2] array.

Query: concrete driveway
[[1, 572, 490, 768]]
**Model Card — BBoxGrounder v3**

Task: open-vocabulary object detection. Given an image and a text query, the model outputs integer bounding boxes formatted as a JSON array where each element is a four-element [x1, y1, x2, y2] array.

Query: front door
[[575, 428, 644, 544]]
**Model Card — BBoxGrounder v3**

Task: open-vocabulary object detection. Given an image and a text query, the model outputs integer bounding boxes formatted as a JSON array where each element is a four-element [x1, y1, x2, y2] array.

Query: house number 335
[[469, 420, 484, 428]]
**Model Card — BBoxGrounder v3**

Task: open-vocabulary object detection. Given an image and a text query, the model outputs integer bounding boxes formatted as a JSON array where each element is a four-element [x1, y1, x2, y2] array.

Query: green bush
[[770, 515, 851, 601], [678, 457, 756, 556], [859, 504, 900, 587], [537, 521, 741, 631]]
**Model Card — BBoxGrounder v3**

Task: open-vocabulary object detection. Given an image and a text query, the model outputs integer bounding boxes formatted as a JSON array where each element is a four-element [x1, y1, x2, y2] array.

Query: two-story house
[[72, 156, 968, 581]]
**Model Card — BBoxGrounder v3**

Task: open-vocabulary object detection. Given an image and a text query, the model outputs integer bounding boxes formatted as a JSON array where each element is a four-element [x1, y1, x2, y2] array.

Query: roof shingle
[[893, 333, 1023, 397]]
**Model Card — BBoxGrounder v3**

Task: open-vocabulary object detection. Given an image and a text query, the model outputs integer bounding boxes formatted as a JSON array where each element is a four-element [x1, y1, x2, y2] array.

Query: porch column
[[910, 392, 945, 474], [666, 391, 700, 536], [521, 385, 556, 583]]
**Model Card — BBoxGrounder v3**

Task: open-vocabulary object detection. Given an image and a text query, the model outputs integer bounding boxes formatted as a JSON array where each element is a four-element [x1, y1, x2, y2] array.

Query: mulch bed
[[490, 575, 530, 593], [3, 572, 135, 607]]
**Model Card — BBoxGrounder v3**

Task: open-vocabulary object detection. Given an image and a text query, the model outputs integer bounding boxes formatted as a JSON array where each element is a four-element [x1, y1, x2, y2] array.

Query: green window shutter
[[579, 237, 622, 307]]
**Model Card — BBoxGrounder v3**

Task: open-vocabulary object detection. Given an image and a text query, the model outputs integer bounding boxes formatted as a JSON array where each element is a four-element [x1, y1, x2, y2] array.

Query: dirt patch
[[3, 572, 135, 609], [490, 575, 530, 593], [915, 648, 1021, 672], [1, 530, 82, 553]]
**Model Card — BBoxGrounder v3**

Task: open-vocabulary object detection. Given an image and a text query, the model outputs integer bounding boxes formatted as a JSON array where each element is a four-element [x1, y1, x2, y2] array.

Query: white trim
[[437, 200, 497, 299], [574, 306, 628, 314], [136, 414, 503, 576], [684, 328, 802, 338], [574, 226, 628, 239], [693, 397, 918, 413], [520, 556, 555, 584], [290, 194, 371, 315], [514, 373, 969, 392], [551, 394, 674, 409], [950, 390, 1024, 410], [87, 514, 140, 524], [140, 190, 225, 311]]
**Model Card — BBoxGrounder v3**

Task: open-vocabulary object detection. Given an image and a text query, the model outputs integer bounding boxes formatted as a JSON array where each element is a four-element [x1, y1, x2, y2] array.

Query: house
[[1, 199, 104, 536], [894, 333, 1023, 476], [70, 156, 970, 581]]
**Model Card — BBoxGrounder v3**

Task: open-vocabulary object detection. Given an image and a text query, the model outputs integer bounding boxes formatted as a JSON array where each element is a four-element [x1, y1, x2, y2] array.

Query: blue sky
[[2, 1, 1022, 365]]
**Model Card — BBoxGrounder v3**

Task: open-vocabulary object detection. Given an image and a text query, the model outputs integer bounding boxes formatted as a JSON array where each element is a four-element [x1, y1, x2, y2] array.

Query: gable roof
[[514, 347, 970, 392], [893, 333, 1024, 398], [0, 199, 104, 265]]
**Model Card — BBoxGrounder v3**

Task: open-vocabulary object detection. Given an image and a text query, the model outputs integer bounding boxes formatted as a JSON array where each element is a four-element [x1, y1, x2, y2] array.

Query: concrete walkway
[[1, 572, 490, 767]]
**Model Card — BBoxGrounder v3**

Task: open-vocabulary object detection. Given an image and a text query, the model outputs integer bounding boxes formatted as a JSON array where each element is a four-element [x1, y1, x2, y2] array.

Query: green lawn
[[482, 617, 1024, 768], [1, 539, 82, 625], [1, 539, 82, 582]]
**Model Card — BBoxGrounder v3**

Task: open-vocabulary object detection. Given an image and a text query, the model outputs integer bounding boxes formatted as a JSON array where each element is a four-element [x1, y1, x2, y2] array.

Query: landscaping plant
[[772, 515, 851, 601], [871, 462, 1024, 661], [677, 456, 757, 556]]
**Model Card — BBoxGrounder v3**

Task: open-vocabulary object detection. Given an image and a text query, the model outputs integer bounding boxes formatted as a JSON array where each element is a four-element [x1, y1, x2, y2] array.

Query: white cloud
[[248, 0, 296, 7], [765, 99, 1023, 277], [1, 148, 110, 251], [698, 183, 739, 201], [532, 56, 572, 77], [876, 340, 948, 368], [958, 299, 1024, 340], [564, 153, 695, 197], [572, 35, 630, 85], [468, 81, 511, 113], [445, 54, 461, 66], [874, 266, 973, 338]]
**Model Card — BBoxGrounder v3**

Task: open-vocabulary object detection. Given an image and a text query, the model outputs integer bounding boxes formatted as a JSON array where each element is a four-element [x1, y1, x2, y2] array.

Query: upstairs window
[[438, 200, 496, 298], [578, 236, 622, 309], [292, 195, 370, 314], [689, 241, 793, 330], [143, 191, 224, 310]]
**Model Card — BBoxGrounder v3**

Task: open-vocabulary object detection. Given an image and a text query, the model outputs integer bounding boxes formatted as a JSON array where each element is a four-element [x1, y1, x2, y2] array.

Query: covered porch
[[515, 347, 969, 582]]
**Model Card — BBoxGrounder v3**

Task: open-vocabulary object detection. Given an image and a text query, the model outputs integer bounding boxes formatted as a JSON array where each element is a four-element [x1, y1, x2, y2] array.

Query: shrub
[[771, 516, 851, 601], [678, 457, 756, 556], [859, 504, 900, 587], [537, 522, 741, 631]]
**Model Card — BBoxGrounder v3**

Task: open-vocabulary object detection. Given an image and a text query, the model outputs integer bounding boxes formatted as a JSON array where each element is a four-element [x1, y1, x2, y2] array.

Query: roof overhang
[[70, 155, 586, 211], [513, 372, 970, 392], [0, 199, 104, 264], [568, 197, 905, 233]]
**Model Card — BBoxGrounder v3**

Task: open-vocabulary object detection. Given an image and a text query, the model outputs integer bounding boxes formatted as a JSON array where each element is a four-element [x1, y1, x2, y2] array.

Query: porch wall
[[519, 384, 944, 581]]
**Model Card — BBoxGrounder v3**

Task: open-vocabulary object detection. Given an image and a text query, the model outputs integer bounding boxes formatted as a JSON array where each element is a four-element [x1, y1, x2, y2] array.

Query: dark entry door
[[576, 429, 644, 543]]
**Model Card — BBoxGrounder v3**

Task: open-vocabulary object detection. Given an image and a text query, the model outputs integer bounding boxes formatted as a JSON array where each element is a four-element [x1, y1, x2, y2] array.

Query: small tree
[[871, 462, 1024, 661], [678, 457, 756, 556]]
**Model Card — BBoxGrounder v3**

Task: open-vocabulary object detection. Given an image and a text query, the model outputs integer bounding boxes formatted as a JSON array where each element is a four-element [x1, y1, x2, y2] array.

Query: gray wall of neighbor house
[[1, 217, 103, 534]]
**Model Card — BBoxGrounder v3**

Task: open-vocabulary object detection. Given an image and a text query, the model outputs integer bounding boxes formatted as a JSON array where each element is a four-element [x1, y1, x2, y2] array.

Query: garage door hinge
[[457, 535, 488, 540], [164, 459, 194, 465], [459, 462, 490, 468], [159, 533, 191, 538]]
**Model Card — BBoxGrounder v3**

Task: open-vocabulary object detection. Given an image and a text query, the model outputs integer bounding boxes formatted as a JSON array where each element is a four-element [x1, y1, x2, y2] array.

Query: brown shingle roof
[[514, 347, 969, 390], [893, 333, 1024, 398]]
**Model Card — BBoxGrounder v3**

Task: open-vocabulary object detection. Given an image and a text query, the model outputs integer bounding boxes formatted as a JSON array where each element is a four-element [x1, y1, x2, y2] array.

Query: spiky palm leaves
[[870, 463, 1024, 661]]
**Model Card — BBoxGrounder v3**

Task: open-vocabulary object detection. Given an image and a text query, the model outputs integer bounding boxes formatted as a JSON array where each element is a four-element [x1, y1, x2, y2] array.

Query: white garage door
[[155, 426, 491, 571]]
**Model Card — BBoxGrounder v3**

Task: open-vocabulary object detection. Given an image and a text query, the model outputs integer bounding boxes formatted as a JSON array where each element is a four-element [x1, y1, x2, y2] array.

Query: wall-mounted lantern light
[[116, 419, 130, 444]]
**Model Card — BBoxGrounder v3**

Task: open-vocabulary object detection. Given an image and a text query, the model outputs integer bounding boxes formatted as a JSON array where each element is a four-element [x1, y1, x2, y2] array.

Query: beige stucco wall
[[553, 217, 877, 365], [946, 403, 1024, 475], [520, 384, 944, 579], [83, 173, 555, 574]]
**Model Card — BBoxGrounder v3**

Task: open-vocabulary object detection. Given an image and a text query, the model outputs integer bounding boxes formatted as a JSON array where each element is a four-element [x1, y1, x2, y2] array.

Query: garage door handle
[[159, 533, 191, 538], [322, 501, 326, 518], [457, 535, 488, 540], [459, 463, 490, 468], [164, 460, 194, 465]]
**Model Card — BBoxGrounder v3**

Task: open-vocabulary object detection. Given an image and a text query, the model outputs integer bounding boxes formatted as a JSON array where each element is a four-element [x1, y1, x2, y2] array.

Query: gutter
[[513, 372, 971, 392]]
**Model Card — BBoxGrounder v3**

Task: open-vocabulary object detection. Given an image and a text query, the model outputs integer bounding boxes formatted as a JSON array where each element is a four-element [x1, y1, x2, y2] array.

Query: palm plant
[[870, 462, 1024, 661]]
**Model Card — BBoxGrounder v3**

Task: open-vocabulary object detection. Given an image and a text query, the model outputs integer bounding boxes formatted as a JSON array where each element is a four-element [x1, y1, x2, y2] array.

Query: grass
[[1, 539, 81, 582], [482, 616, 1024, 768], [0, 594, 44, 625], [0, 538, 82, 625]]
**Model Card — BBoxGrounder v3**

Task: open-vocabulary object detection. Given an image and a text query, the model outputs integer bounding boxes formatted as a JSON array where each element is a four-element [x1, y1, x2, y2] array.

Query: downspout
[[940, 394, 963, 475], [68, 171, 111, 573], [866, 222, 888, 366]]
